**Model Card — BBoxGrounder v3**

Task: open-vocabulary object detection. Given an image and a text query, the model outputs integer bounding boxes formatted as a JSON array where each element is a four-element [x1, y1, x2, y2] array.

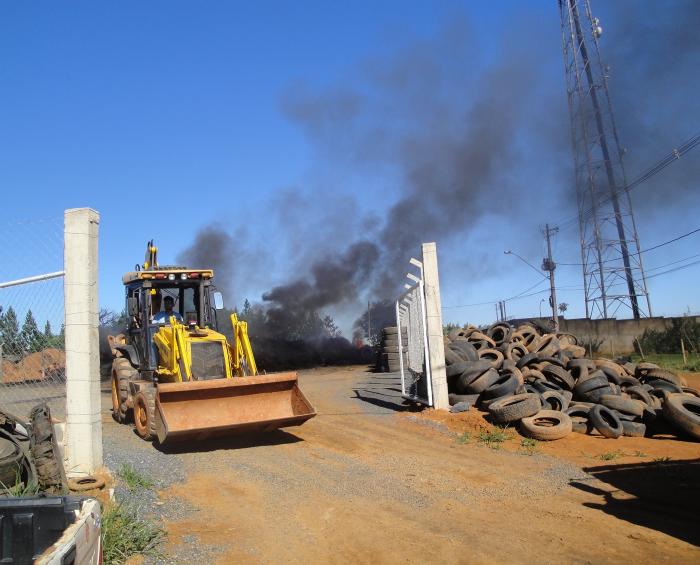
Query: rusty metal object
[[154, 372, 316, 444]]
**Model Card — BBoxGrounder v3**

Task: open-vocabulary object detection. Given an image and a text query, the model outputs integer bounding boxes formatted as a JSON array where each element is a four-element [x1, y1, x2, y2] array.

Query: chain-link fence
[[0, 218, 65, 419], [396, 280, 432, 405]]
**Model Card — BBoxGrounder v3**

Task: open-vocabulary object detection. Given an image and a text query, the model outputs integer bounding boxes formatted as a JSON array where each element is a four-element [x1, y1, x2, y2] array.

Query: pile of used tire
[[445, 322, 700, 442], [378, 326, 408, 372]]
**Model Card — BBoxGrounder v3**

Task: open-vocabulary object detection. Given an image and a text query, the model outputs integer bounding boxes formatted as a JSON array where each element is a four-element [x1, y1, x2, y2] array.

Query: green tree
[[44, 320, 54, 339], [0, 306, 21, 355], [21, 310, 43, 353]]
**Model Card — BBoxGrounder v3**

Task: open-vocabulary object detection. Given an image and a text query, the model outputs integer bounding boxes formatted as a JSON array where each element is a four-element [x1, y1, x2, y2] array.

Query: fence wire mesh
[[0, 218, 65, 419], [396, 281, 432, 405]]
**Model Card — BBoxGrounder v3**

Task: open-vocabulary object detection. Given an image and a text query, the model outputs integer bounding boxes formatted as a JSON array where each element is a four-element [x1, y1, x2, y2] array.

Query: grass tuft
[[117, 463, 154, 491], [478, 427, 512, 449], [0, 470, 39, 497], [520, 438, 538, 455], [101, 503, 164, 565], [633, 450, 648, 458], [455, 432, 471, 444], [597, 450, 625, 461], [653, 456, 671, 463]]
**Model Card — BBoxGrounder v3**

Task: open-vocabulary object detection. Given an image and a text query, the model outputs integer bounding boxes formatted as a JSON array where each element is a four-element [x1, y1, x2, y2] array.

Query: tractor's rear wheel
[[133, 389, 156, 441], [111, 357, 135, 424]]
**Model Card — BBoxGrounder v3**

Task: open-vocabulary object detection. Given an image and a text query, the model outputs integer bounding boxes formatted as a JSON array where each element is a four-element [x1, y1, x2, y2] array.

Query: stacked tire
[[444, 321, 700, 443], [381, 326, 408, 373]]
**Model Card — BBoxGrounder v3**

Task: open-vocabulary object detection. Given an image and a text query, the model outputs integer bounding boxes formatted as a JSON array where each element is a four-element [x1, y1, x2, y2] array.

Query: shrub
[[637, 318, 700, 354]]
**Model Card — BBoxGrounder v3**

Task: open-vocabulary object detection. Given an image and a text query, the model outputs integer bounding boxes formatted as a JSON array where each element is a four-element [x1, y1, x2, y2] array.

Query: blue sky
[[0, 1, 697, 333]]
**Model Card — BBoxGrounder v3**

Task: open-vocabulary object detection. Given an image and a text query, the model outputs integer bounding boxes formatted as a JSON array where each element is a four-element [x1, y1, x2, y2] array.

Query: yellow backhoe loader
[[108, 241, 315, 444]]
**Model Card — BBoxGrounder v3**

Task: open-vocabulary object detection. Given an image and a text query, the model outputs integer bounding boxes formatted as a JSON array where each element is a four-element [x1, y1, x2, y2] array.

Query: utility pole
[[543, 224, 560, 332]]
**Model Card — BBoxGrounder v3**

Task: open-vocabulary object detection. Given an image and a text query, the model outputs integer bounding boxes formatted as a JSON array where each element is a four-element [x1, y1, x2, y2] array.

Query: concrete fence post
[[421, 242, 449, 410], [64, 208, 101, 474]]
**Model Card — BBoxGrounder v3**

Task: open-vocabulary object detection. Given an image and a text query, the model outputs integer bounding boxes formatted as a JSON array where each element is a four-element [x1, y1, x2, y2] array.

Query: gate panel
[[396, 281, 432, 406]]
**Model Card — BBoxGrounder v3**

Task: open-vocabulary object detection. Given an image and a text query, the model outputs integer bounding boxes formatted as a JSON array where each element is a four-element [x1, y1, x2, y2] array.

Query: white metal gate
[[396, 280, 433, 406]]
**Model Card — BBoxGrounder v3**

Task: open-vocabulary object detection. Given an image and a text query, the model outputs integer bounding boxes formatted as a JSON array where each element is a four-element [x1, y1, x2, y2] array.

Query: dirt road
[[102, 366, 700, 563]]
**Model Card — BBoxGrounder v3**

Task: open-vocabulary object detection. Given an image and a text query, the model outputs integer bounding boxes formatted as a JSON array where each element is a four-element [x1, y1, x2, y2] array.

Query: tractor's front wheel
[[133, 389, 157, 441], [111, 357, 135, 424]]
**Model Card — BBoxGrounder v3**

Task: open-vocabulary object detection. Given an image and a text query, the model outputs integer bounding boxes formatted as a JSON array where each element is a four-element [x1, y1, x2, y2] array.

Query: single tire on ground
[[519, 410, 572, 441], [67, 476, 106, 492]]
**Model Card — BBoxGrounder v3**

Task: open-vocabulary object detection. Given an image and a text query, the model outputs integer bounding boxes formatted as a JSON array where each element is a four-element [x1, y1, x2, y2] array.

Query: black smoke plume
[[177, 226, 234, 298], [180, 5, 699, 368]]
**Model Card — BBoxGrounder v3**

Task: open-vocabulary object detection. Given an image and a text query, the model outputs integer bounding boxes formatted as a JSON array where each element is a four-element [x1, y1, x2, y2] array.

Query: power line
[[443, 250, 700, 312], [645, 252, 700, 273], [557, 226, 700, 266], [558, 132, 700, 232], [645, 258, 700, 280], [442, 279, 548, 310]]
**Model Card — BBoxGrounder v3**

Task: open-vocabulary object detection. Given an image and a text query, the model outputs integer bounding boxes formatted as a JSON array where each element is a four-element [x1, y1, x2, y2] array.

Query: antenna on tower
[[559, 0, 651, 319]]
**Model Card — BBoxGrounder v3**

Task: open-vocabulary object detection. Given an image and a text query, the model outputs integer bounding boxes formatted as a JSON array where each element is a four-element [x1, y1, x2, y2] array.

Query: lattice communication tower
[[559, 0, 651, 319]]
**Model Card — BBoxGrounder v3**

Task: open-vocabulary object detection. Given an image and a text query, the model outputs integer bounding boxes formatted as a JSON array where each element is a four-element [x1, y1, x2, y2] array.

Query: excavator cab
[[109, 241, 315, 444]]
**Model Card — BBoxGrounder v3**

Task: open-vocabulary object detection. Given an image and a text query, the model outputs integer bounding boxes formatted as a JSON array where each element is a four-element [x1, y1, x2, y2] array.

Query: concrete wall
[[527, 315, 700, 355]]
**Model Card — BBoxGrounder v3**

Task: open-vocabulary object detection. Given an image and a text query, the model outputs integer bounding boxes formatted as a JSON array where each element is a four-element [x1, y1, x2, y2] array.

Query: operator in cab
[[152, 295, 183, 325]]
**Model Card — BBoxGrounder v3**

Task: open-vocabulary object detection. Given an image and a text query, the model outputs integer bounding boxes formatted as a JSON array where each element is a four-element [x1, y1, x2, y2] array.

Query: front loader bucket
[[154, 372, 316, 444]]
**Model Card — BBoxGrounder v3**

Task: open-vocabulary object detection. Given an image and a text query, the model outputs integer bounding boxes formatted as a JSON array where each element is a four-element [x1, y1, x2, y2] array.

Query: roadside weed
[[520, 438, 538, 455], [117, 463, 153, 491], [101, 503, 164, 565], [597, 450, 625, 461], [455, 432, 471, 444], [478, 427, 511, 449]]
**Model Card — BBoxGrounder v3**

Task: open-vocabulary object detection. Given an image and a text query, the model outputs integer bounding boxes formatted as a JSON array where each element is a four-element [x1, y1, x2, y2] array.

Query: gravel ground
[[100, 367, 700, 564], [101, 393, 209, 563]]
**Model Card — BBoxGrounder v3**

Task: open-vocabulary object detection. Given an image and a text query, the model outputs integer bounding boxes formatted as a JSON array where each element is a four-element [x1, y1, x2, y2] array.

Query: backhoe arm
[[230, 313, 258, 376]]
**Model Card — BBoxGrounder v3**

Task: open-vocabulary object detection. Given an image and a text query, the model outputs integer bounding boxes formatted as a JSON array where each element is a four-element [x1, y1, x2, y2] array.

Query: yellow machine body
[[112, 241, 316, 445], [149, 315, 315, 444]]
